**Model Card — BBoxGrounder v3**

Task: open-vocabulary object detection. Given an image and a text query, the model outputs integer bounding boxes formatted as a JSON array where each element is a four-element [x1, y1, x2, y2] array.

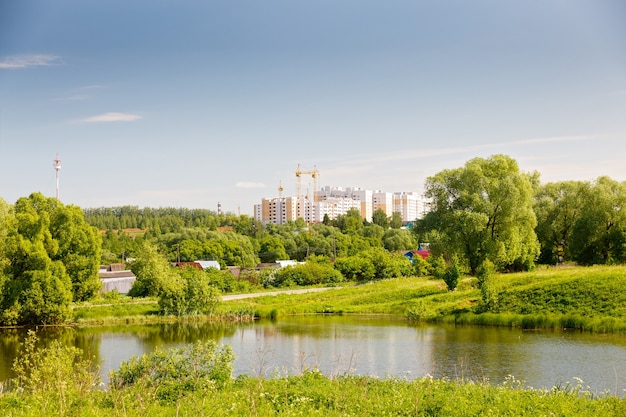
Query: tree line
[[2, 154, 626, 325], [416, 154, 626, 272]]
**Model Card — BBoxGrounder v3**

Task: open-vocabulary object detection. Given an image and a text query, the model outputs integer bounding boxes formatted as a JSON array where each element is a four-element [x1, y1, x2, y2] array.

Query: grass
[[2, 316, 624, 416], [1, 371, 624, 416], [73, 265, 626, 332], [220, 265, 626, 333], [72, 295, 159, 323]]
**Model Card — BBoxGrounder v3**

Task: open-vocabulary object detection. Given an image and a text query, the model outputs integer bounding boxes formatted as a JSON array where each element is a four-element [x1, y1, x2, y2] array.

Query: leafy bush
[[477, 259, 498, 311], [442, 259, 461, 291], [205, 267, 252, 293], [159, 268, 221, 316], [108, 340, 234, 399], [334, 249, 414, 283], [334, 256, 375, 282], [12, 330, 100, 414], [365, 248, 414, 280], [412, 254, 432, 277], [129, 241, 178, 297], [429, 255, 447, 280], [268, 262, 344, 287]]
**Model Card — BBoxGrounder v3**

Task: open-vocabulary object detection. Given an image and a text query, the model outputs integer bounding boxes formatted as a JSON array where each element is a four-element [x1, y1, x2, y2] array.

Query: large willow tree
[[0, 193, 102, 325], [419, 154, 540, 274]]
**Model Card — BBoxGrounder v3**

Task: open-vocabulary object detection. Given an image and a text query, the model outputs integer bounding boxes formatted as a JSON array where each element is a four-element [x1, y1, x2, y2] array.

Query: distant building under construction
[[254, 186, 428, 225]]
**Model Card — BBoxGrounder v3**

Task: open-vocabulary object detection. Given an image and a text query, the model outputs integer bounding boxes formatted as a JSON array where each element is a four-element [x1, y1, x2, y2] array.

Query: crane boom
[[295, 164, 319, 200]]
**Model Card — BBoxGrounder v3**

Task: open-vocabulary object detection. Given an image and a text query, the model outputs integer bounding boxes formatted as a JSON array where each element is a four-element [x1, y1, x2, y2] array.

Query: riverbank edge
[[63, 265, 626, 333]]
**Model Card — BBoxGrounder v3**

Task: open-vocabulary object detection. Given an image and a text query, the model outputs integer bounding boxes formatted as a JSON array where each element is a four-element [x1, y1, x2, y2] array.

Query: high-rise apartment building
[[372, 191, 394, 216], [256, 186, 428, 225]]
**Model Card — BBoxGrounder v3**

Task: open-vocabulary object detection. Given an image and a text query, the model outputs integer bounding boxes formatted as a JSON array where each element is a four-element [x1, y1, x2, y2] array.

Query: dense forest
[[2, 154, 626, 325]]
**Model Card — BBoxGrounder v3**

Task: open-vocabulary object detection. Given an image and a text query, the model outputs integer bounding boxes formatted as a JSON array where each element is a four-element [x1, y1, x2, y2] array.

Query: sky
[[1, 1, 625, 215]]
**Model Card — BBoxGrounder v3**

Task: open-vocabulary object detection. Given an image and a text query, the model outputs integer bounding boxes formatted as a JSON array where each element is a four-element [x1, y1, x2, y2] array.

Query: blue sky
[[1, 1, 625, 214]]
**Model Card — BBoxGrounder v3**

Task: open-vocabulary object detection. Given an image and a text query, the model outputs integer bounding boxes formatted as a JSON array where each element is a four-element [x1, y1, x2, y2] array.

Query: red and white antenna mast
[[53, 153, 61, 199]]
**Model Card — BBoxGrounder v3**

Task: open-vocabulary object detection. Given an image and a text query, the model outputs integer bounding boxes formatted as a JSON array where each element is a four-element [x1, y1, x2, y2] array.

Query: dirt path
[[221, 287, 335, 301]]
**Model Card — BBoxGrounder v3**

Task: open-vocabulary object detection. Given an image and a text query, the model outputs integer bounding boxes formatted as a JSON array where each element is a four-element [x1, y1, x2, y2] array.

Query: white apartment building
[[256, 186, 428, 225], [373, 191, 394, 216], [312, 197, 362, 223], [317, 186, 373, 220], [392, 192, 423, 223], [254, 197, 300, 225]]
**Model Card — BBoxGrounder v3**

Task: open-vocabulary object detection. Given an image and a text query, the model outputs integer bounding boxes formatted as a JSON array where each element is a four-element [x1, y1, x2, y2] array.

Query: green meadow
[[219, 265, 626, 333]]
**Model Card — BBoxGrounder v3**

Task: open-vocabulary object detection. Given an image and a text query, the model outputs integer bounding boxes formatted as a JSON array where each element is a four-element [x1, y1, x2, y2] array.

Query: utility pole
[[53, 154, 61, 199]]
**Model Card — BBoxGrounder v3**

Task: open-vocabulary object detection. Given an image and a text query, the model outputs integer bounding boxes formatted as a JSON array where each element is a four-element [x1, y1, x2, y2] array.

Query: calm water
[[1, 316, 625, 396]]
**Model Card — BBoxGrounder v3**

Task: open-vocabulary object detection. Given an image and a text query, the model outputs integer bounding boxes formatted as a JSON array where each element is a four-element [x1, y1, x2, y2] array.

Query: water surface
[[1, 316, 624, 396]]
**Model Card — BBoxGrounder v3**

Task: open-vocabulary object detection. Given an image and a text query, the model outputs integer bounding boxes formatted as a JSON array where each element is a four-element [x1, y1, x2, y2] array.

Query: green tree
[[129, 241, 178, 297], [0, 198, 13, 273], [1, 194, 73, 325], [257, 235, 288, 263], [390, 212, 403, 229], [334, 255, 375, 282], [420, 155, 540, 274], [569, 177, 626, 265], [359, 223, 385, 246], [477, 259, 498, 311], [50, 204, 102, 301], [159, 267, 221, 316], [442, 258, 461, 291], [334, 208, 363, 234], [371, 209, 389, 228], [534, 181, 587, 264], [382, 229, 417, 251]]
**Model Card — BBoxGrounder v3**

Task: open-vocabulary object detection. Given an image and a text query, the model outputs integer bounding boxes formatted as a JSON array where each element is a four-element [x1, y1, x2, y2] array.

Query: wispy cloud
[[320, 135, 602, 183], [0, 54, 62, 69], [236, 181, 266, 189], [56, 85, 105, 101], [76, 112, 142, 123], [514, 135, 591, 145], [326, 135, 595, 168]]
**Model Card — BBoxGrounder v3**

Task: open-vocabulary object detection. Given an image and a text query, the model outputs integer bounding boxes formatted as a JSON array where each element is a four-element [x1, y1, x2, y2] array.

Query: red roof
[[174, 262, 203, 270]]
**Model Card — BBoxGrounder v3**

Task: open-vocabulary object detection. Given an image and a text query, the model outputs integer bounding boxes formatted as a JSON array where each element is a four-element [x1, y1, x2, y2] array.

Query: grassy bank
[[1, 371, 624, 416], [220, 265, 626, 332], [73, 265, 626, 332]]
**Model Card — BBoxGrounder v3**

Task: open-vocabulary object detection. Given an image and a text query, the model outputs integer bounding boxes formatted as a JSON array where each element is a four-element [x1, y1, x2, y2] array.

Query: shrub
[[12, 330, 100, 413], [412, 254, 432, 277], [270, 262, 344, 287], [429, 255, 447, 280], [108, 340, 234, 399], [334, 256, 375, 282], [365, 248, 413, 280], [159, 267, 221, 316], [477, 259, 498, 311], [442, 259, 461, 291]]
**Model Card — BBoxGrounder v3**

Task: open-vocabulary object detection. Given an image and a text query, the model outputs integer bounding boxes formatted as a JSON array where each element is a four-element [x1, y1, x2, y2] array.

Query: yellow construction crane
[[277, 180, 284, 198], [295, 164, 319, 201]]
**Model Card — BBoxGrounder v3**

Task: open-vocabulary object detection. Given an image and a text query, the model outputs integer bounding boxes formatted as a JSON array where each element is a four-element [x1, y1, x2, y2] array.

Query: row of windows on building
[[254, 186, 429, 225]]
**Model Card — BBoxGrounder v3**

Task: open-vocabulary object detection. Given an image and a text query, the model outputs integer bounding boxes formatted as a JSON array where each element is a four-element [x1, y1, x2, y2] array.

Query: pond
[[1, 316, 625, 396]]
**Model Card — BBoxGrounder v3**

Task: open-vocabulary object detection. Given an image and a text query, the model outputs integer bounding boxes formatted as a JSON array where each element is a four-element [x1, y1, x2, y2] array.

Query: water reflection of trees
[[0, 322, 247, 383], [139, 322, 242, 349], [0, 327, 103, 382]]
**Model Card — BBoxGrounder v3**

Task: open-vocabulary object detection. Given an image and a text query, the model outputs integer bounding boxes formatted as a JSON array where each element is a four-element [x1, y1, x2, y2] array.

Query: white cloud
[[236, 181, 266, 189], [0, 54, 62, 69], [77, 112, 142, 123]]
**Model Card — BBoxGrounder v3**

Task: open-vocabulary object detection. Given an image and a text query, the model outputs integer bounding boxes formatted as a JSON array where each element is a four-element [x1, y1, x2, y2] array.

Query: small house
[[99, 264, 136, 294]]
